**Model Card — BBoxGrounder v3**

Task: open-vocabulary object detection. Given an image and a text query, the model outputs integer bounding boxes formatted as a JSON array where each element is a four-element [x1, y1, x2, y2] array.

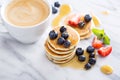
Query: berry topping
[[84, 14, 92, 23], [85, 63, 91, 70], [78, 55, 86, 62], [88, 58, 96, 65], [60, 26, 67, 33], [98, 46, 112, 57], [61, 32, 69, 39], [52, 7, 58, 14], [89, 53, 95, 58], [63, 40, 71, 48], [57, 37, 65, 45], [76, 48, 84, 56], [68, 14, 80, 26], [54, 1, 60, 8], [92, 36, 103, 49], [49, 30, 58, 40], [86, 46, 95, 54], [78, 22, 85, 28]]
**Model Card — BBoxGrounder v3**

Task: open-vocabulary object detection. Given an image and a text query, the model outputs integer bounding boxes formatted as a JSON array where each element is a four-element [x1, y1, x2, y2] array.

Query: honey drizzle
[[52, 4, 71, 27], [100, 65, 113, 75]]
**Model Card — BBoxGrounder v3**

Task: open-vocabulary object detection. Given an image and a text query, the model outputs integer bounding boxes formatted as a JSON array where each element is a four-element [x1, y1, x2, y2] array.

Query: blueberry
[[63, 40, 71, 48], [88, 58, 96, 65], [86, 46, 95, 54], [84, 63, 91, 70], [89, 53, 95, 58], [49, 30, 58, 40], [52, 7, 58, 14], [78, 22, 85, 28], [76, 48, 84, 56], [84, 14, 92, 23], [78, 55, 86, 62], [57, 37, 65, 45], [61, 32, 69, 39], [54, 1, 60, 8], [60, 26, 67, 33]]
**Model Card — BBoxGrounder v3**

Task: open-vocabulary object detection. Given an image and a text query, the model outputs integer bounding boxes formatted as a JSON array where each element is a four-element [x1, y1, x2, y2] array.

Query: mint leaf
[[103, 34, 110, 45], [92, 28, 105, 39]]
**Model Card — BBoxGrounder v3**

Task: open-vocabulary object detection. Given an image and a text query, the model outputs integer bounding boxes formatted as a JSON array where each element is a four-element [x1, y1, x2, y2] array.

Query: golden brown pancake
[[80, 30, 92, 40], [47, 40, 75, 54], [46, 53, 75, 64], [48, 26, 80, 51], [64, 14, 92, 36], [45, 41, 75, 60]]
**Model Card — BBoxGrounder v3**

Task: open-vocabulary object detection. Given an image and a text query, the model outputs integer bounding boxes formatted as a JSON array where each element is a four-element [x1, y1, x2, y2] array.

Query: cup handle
[[0, 4, 8, 33]]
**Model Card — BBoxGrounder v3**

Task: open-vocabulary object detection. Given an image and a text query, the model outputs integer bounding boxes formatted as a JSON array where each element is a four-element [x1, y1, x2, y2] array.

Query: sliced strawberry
[[92, 36, 103, 49], [68, 14, 80, 27], [98, 46, 112, 57]]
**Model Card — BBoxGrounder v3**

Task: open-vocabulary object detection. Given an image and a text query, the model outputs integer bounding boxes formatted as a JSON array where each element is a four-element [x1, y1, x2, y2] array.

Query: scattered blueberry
[[52, 6, 58, 14], [57, 37, 65, 45], [60, 26, 67, 33], [54, 1, 60, 8], [78, 55, 86, 62], [84, 63, 91, 70], [63, 40, 71, 48], [84, 14, 92, 23], [86, 46, 95, 54], [78, 22, 85, 28], [89, 53, 95, 58], [76, 48, 84, 56], [49, 30, 58, 40], [61, 32, 69, 39], [88, 58, 96, 65]]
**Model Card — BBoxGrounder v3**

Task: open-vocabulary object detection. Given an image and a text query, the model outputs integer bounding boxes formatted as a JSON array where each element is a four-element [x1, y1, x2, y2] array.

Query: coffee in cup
[[5, 0, 50, 27]]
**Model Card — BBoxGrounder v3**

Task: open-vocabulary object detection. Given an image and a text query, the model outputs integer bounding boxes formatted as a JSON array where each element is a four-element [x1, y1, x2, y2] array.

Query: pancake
[[45, 41, 75, 60], [46, 52, 75, 64], [48, 26, 80, 51], [64, 14, 92, 37], [47, 40, 75, 54], [80, 30, 92, 40]]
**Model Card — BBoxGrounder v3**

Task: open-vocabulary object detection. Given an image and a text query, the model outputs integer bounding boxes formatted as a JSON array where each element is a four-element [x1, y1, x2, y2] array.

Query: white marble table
[[0, 0, 120, 80]]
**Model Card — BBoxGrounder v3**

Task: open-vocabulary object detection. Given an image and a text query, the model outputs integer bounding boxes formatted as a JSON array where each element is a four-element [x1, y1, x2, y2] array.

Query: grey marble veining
[[0, 0, 120, 80]]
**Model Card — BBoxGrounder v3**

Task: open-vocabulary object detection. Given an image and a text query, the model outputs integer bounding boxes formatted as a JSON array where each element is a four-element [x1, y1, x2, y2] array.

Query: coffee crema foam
[[5, 0, 50, 27]]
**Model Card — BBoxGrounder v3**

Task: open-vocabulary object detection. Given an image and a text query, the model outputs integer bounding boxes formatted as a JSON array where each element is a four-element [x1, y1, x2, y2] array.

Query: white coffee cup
[[0, 0, 51, 44]]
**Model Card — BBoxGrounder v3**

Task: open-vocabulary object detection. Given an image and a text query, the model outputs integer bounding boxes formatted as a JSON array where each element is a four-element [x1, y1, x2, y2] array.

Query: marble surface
[[0, 0, 120, 80]]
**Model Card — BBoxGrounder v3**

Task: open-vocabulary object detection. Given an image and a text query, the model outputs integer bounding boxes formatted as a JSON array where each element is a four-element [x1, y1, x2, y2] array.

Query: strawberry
[[68, 14, 80, 27], [98, 46, 112, 57], [92, 36, 103, 49]]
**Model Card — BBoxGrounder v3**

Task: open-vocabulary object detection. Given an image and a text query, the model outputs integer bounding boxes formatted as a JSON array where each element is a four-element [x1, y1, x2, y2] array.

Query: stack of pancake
[[64, 14, 93, 40], [44, 26, 80, 64]]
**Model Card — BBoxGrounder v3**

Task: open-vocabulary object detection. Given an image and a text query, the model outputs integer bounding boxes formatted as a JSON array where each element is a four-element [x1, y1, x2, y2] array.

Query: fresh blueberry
[[89, 53, 95, 58], [63, 40, 71, 48], [57, 37, 65, 45], [49, 30, 58, 40], [84, 63, 91, 70], [84, 14, 92, 23], [60, 26, 67, 33], [76, 48, 84, 56], [88, 58, 96, 65], [52, 7, 58, 14], [54, 1, 60, 8], [78, 55, 86, 62], [61, 32, 69, 39], [78, 22, 85, 28], [86, 46, 95, 54]]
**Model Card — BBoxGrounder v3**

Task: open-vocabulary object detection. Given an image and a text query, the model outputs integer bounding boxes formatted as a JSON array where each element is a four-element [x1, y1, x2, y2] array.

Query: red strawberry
[[68, 14, 80, 27], [98, 46, 112, 57], [92, 36, 103, 49]]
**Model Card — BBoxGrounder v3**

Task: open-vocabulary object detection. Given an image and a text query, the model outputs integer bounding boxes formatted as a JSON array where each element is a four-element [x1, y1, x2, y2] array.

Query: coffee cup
[[0, 0, 51, 44]]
